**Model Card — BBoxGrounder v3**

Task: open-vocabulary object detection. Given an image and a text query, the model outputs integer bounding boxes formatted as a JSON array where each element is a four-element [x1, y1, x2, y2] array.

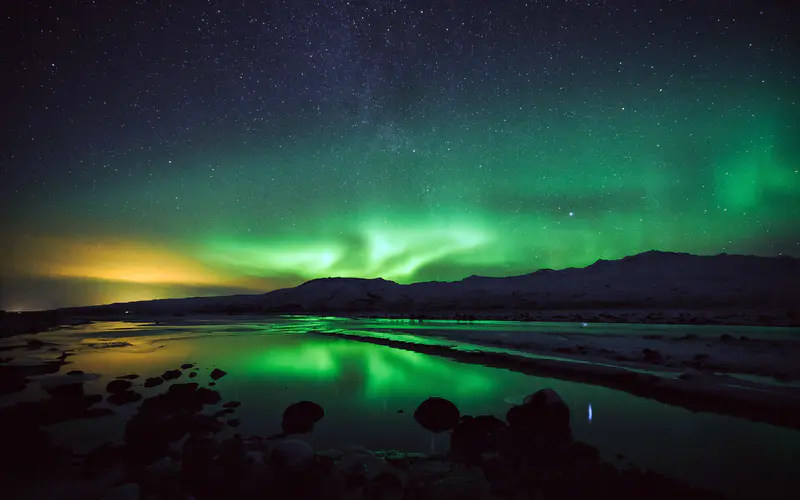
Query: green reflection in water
[[241, 336, 495, 401]]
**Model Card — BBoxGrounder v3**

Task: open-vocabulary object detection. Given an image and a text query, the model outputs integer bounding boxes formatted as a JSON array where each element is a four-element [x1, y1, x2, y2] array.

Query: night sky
[[1, 0, 798, 311]]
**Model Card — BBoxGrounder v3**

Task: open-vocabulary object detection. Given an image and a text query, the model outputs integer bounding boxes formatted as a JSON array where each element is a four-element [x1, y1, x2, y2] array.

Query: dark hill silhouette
[[50, 251, 800, 326]]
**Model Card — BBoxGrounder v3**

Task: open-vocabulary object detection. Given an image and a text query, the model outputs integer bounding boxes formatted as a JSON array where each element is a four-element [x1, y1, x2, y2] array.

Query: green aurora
[[2, 2, 797, 310]]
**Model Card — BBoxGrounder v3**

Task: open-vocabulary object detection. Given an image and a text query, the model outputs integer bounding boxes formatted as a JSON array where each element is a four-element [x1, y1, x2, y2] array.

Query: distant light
[[569, 212, 574, 217], [125, 310, 131, 314], [588, 404, 593, 422], [581, 322, 589, 327]]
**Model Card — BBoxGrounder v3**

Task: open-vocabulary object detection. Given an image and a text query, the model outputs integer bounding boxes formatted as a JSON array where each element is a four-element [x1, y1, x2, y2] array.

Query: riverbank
[[2, 362, 727, 500], [309, 329, 800, 431]]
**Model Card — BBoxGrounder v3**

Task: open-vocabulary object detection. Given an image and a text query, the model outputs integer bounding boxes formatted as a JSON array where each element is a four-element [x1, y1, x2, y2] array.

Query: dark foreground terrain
[[0, 357, 729, 500]]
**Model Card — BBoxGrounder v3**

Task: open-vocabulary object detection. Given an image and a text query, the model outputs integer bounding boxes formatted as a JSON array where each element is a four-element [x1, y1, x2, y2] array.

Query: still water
[[4, 317, 799, 499]]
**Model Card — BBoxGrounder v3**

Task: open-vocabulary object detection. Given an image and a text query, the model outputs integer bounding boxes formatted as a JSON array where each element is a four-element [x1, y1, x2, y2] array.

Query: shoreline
[[308, 330, 800, 431]]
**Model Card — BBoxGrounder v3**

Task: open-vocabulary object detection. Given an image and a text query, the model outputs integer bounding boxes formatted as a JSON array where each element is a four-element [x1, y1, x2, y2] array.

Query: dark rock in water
[[641, 348, 664, 364], [67, 370, 84, 376], [139, 383, 203, 415], [45, 381, 84, 401], [106, 379, 132, 394], [210, 368, 228, 380], [107, 390, 142, 406], [414, 397, 460, 433], [397, 409, 404, 413], [282, 401, 325, 434], [116, 374, 140, 380], [222, 400, 241, 408], [144, 376, 164, 387], [506, 388, 572, 457], [208, 382, 216, 386], [168, 382, 199, 398], [162, 369, 182, 380], [451, 415, 508, 464], [212, 408, 236, 418], [181, 363, 194, 369], [227, 418, 240, 427], [189, 371, 197, 378], [197, 387, 221, 405]]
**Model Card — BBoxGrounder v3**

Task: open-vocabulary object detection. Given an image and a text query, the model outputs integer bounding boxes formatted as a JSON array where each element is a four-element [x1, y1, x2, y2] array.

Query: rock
[[282, 401, 325, 434], [189, 371, 197, 378], [67, 370, 84, 376], [106, 379, 132, 394], [270, 438, 315, 471], [506, 388, 572, 455], [210, 368, 227, 380], [414, 397, 460, 433], [197, 387, 221, 405], [144, 376, 164, 387], [100, 483, 139, 500], [45, 381, 84, 401], [162, 369, 182, 380], [208, 382, 216, 386], [181, 363, 194, 369], [451, 415, 508, 464], [641, 348, 664, 363], [222, 400, 241, 408], [116, 374, 139, 380], [107, 390, 142, 406]]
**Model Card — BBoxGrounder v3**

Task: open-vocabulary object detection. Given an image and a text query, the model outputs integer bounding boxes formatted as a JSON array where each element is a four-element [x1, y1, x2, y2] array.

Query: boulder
[[450, 415, 508, 464], [282, 401, 325, 434], [144, 376, 164, 387], [162, 369, 182, 380], [106, 379, 132, 394], [413, 397, 460, 433], [107, 390, 142, 406], [210, 368, 228, 380]]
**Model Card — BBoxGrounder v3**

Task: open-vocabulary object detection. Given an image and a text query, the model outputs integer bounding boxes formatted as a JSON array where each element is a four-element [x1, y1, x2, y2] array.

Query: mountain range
[[56, 251, 800, 325]]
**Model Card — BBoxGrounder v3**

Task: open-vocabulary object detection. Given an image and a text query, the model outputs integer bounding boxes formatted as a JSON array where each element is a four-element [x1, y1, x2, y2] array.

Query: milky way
[[1, 1, 797, 310]]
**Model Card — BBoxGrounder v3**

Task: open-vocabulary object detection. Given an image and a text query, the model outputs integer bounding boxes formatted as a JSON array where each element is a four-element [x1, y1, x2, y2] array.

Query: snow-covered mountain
[[58, 251, 800, 324]]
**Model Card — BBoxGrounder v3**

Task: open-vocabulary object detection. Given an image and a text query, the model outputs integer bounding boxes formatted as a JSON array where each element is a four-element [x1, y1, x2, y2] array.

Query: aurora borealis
[[1, 1, 798, 310]]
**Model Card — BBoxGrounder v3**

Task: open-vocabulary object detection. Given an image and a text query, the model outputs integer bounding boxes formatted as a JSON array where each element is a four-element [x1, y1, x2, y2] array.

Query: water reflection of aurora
[[241, 339, 495, 400]]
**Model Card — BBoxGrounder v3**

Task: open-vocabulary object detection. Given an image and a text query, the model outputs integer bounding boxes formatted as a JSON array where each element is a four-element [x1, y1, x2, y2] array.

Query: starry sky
[[1, 0, 798, 311]]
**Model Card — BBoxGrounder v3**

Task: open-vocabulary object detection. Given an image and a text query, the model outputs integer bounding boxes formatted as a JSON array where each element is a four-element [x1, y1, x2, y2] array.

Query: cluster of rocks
[[2, 357, 727, 500]]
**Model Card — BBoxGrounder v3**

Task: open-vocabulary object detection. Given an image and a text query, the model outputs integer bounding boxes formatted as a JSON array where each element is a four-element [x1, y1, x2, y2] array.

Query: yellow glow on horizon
[[6, 235, 268, 290]]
